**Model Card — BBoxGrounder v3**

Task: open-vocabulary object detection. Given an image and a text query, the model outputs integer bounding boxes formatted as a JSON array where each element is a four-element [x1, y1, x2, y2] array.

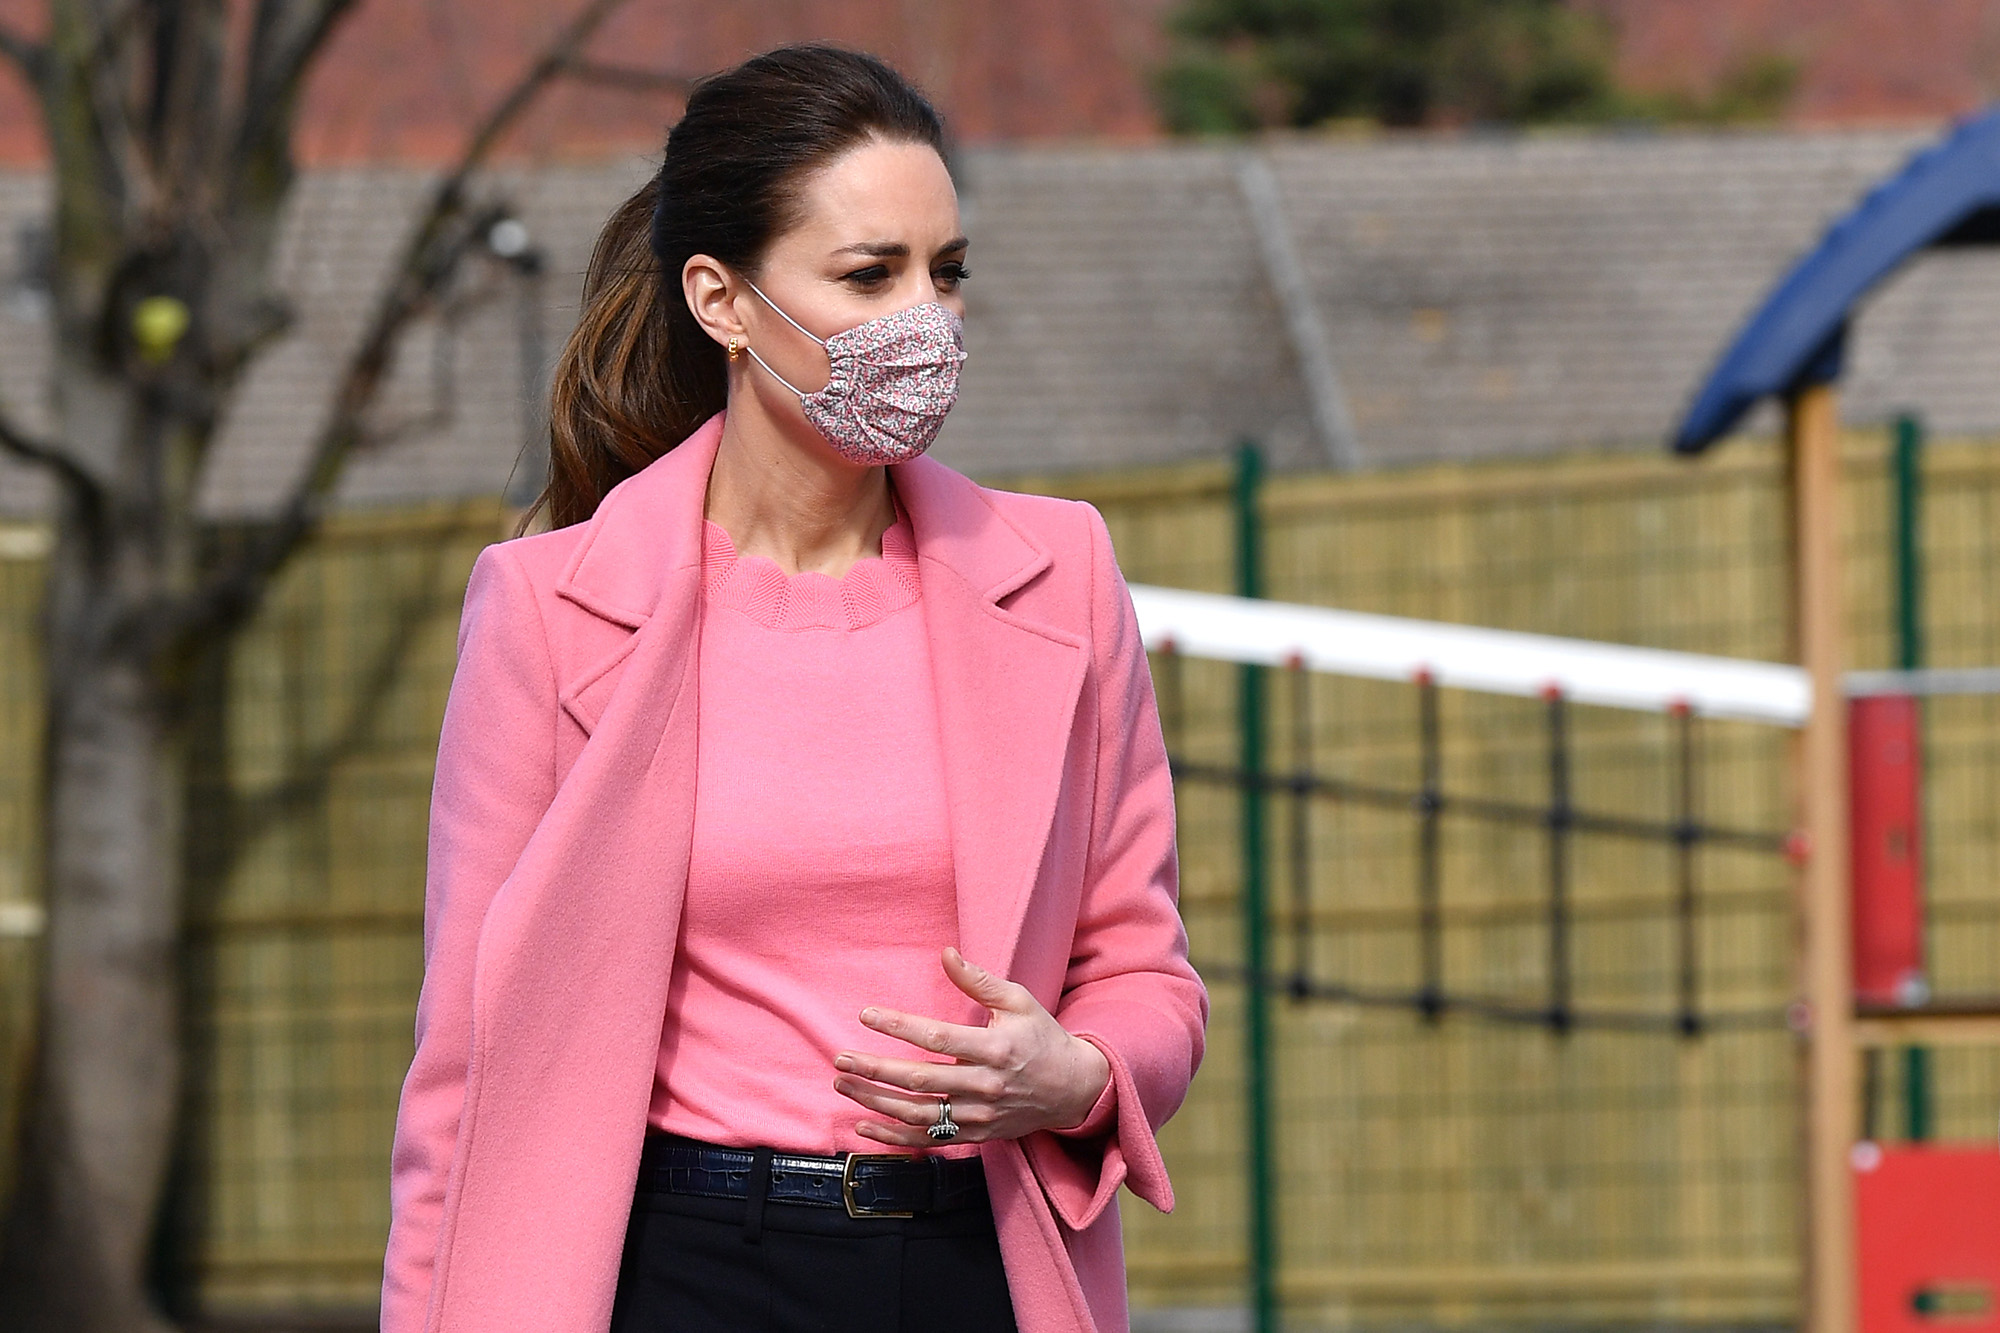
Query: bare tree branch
[[162, 0, 637, 644], [184, 1, 358, 382], [351, 268, 522, 452], [0, 21, 48, 86], [147, 200, 501, 643], [234, 0, 363, 171], [50, 0, 157, 214], [565, 60, 694, 94], [0, 401, 99, 503], [247, 0, 362, 97], [432, 0, 635, 208], [204, 526, 462, 877], [151, 0, 233, 210]]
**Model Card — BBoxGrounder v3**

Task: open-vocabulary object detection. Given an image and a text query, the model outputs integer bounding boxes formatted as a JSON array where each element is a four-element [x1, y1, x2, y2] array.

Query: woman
[[381, 44, 1207, 1333]]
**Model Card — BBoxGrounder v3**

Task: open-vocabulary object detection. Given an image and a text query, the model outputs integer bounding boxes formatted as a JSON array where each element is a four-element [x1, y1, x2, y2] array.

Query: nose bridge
[[890, 265, 942, 313]]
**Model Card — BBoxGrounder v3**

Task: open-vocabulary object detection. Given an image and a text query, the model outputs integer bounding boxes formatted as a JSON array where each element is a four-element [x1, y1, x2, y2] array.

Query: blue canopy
[[1674, 104, 2000, 453]]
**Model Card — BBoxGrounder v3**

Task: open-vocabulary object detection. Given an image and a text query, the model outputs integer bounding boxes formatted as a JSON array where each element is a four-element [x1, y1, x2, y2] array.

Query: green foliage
[[1618, 51, 1803, 126], [1153, 0, 1798, 133]]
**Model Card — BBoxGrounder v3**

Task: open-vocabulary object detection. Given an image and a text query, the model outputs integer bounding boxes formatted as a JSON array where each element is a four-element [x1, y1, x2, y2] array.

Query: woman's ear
[[682, 254, 745, 350]]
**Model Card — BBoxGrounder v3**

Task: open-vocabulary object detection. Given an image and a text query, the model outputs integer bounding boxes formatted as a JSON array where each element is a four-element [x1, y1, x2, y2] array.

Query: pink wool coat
[[381, 412, 1209, 1333]]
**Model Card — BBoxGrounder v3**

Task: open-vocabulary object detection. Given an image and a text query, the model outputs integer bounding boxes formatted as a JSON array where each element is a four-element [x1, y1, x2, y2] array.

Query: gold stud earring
[[727, 336, 742, 362]]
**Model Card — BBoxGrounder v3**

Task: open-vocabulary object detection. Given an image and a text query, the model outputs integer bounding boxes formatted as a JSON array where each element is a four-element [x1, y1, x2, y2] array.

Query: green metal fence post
[[1893, 410, 1932, 1142], [1233, 440, 1277, 1333]]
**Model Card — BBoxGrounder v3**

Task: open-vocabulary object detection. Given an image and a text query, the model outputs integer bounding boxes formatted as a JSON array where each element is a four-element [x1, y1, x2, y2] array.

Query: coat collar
[[554, 410, 1053, 623], [552, 413, 720, 628]]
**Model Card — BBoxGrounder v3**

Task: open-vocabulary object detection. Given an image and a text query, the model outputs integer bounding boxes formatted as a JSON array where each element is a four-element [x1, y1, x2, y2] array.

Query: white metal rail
[[1129, 584, 1814, 725]]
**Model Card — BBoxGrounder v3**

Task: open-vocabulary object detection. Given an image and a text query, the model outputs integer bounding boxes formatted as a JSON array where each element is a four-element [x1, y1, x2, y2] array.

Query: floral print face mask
[[740, 277, 968, 465]]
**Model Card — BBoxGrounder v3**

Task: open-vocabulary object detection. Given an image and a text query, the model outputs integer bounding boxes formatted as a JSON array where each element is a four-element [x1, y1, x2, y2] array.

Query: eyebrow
[[833, 236, 971, 260]]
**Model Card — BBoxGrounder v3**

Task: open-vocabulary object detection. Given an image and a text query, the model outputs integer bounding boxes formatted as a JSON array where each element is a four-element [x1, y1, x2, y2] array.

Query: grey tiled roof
[[941, 125, 2000, 475], [3, 124, 1998, 519]]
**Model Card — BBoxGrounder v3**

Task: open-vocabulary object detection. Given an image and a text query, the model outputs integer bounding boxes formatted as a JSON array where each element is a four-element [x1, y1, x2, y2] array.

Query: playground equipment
[[1674, 100, 2000, 1333]]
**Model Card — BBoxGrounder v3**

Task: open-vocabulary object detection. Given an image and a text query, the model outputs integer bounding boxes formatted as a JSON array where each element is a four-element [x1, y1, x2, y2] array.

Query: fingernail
[[834, 1055, 855, 1072], [860, 1008, 880, 1025]]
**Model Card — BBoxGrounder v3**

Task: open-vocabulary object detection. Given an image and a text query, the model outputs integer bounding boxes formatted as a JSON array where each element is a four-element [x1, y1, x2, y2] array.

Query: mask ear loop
[[738, 276, 826, 401]]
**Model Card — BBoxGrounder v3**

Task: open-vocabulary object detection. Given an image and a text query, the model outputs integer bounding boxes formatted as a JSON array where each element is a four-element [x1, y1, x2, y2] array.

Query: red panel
[[1857, 1145, 2000, 1333], [1850, 695, 1926, 1006]]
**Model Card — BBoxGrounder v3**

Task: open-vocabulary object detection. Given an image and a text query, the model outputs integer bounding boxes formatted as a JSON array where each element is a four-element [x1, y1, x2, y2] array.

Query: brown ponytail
[[518, 45, 947, 536]]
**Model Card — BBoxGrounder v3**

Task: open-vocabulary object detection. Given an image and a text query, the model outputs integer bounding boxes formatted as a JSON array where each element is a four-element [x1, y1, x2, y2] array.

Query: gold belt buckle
[[841, 1153, 918, 1219]]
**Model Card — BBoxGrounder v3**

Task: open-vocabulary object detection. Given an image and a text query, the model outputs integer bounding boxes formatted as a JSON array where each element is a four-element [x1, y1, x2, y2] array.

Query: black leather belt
[[637, 1133, 989, 1220]]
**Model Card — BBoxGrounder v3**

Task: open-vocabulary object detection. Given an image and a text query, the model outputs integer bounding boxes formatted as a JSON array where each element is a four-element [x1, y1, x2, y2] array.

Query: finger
[[834, 1052, 1004, 1101], [832, 1076, 946, 1127], [942, 947, 1032, 1014], [859, 1005, 988, 1058], [835, 1075, 998, 1129], [856, 1116, 979, 1149]]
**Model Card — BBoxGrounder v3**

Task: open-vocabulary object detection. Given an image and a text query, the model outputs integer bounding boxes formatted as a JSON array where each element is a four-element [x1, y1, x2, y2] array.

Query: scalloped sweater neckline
[[700, 509, 921, 631]]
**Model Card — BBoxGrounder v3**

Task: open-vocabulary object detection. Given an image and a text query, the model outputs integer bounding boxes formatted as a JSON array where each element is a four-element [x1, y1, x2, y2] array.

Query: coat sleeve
[[381, 543, 560, 1333], [1020, 502, 1210, 1233]]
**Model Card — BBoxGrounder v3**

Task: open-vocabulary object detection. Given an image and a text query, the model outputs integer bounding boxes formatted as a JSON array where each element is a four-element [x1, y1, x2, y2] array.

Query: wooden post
[[1788, 381, 1858, 1333]]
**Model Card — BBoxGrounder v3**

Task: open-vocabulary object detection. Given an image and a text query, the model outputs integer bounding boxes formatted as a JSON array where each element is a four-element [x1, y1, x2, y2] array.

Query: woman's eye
[[842, 265, 890, 286], [935, 262, 970, 290]]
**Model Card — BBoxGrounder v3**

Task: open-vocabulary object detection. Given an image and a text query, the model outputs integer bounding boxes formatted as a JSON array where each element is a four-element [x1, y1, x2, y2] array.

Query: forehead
[[786, 139, 960, 244]]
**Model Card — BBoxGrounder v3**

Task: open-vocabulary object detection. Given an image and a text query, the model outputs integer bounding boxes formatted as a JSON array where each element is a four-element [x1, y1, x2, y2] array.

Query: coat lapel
[[891, 456, 1090, 981], [427, 417, 721, 1331]]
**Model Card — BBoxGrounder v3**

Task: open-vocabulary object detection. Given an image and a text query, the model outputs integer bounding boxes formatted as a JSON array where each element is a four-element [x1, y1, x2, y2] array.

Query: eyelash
[[840, 262, 970, 289]]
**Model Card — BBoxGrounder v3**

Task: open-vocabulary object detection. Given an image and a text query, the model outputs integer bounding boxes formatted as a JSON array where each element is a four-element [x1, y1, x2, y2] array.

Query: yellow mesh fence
[[0, 430, 1997, 1326]]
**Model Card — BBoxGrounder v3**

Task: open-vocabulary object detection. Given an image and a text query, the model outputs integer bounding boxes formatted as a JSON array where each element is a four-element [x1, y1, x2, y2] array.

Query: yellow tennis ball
[[132, 295, 190, 363]]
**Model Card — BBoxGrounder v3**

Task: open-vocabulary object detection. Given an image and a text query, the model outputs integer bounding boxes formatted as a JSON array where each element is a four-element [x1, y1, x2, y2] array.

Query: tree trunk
[[0, 7, 615, 1321], [0, 497, 185, 1333]]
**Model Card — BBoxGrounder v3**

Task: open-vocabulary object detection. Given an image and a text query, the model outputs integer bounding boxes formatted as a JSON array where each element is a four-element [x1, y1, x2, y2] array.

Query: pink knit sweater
[[648, 505, 983, 1155]]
